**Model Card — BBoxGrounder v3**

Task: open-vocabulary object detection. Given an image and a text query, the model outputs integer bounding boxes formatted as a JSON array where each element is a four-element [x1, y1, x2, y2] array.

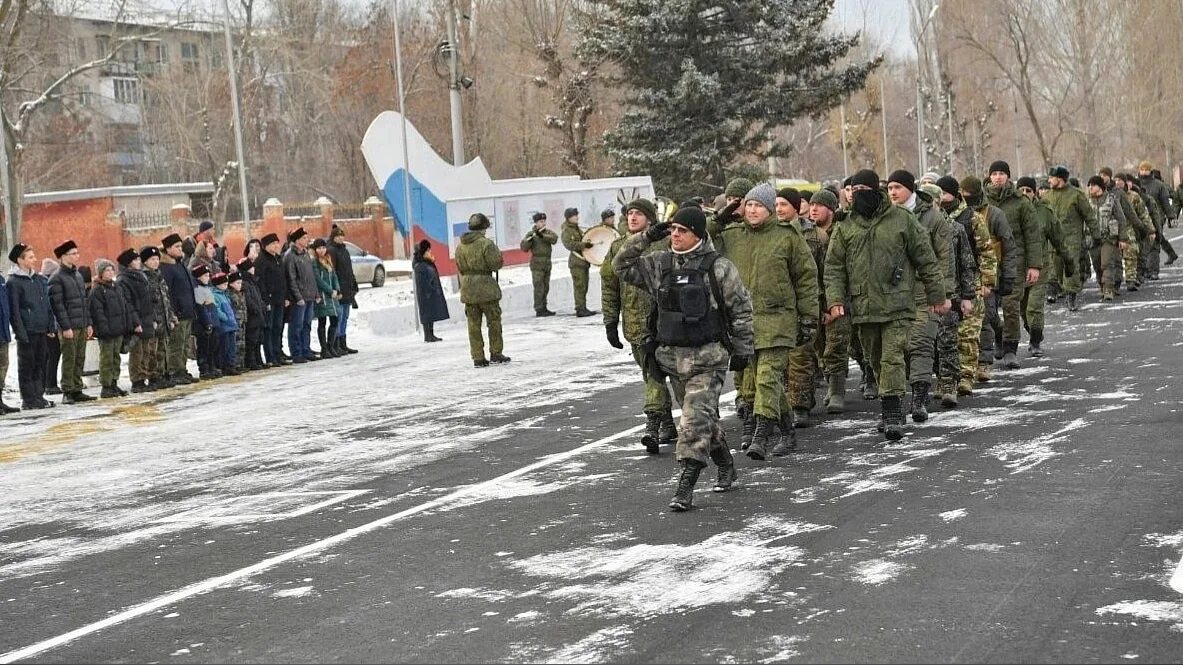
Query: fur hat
[[53, 240, 77, 259], [563, 207, 579, 220], [261, 233, 280, 247], [1139, 160, 1153, 172], [236, 257, 253, 273], [330, 224, 345, 239], [227, 271, 242, 284], [600, 208, 616, 221], [192, 265, 211, 279], [161, 233, 183, 250], [94, 258, 116, 278], [288, 227, 307, 243], [1048, 165, 1070, 180], [116, 248, 139, 267], [531, 211, 547, 223], [211, 272, 228, 286], [8, 243, 29, 264]]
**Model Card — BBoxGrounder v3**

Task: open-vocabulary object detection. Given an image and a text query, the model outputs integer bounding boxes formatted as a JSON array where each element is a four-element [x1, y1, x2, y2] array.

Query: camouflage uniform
[[715, 214, 819, 425], [612, 233, 755, 467], [785, 218, 828, 413], [1043, 183, 1099, 297], [145, 265, 175, 383], [560, 220, 591, 312], [905, 190, 955, 394], [973, 202, 1019, 373], [1088, 190, 1127, 299], [229, 287, 248, 368], [936, 214, 980, 401], [601, 231, 673, 417], [520, 225, 558, 314], [1136, 191, 1164, 281], [951, 201, 996, 393], [985, 182, 1043, 350], [825, 194, 945, 424], [1123, 189, 1153, 284], [455, 225, 505, 362], [1021, 197, 1070, 331]]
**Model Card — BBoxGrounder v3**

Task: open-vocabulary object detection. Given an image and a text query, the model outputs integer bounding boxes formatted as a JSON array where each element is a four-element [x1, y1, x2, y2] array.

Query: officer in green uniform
[[560, 208, 597, 317], [826, 169, 949, 441], [601, 198, 675, 453], [456, 213, 510, 367], [520, 211, 558, 317], [714, 182, 819, 460]]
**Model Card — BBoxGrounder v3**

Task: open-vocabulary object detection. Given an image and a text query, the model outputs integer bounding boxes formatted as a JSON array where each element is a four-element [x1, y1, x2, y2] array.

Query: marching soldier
[[1113, 173, 1153, 291], [1042, 166, 1098, 312], [1137, 161, 1179, 274], [1018, 177, 1073, 357], [457, 213, 511, 367], [560, 207, 598, 317], [520, 212, 559, 317], [601, 198, 676, 453], [709, 176, 755, 445], [984, 161, 1043, 370], [960, 176, 1019, 383], [613, 205, 754, 512], [1086, 175, 1128, 302]]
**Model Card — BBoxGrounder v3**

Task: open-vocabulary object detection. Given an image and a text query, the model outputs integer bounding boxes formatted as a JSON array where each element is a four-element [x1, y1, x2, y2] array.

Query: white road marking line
[[1171, 552, 1183, 595], [0, 391, 735, 664]]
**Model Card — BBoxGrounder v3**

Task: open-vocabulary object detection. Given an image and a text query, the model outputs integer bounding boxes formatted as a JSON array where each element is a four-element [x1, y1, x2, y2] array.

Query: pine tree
[[579, 0, 879, 201]]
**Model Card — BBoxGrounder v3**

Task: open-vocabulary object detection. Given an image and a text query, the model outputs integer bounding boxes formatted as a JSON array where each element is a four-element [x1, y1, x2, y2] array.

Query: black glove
[[996, 279, 1015, 296], [797, 318, 818, 346], [605, 322, 623, 349], [352, 300, 359, 310], [1061, 255, 1077, 278], [728, 354, 749, 372], [645, 222, 671, 242], [716, 199, 742, 227]]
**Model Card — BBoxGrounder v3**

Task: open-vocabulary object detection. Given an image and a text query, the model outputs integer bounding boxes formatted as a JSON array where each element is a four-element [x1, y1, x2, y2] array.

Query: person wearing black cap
[[886, 169, 955, 422], [210, 271, 240, 375], [115, 248, 155, 393], [1086, 175, 1128, 302], [160, 233, 200, 384], [715, 181, 819, 459], [456, 213, 510, 367], [985, 160, 1044, 369], [601, 198, 675, 453], [141, 245, 175, 389], [612, 203, 755, 510], [225, 269, 250, 371], [7, 243, 55, 409], [1041, 166, 1097, 314], [599, 208, 617, 230], [961, 175, 1019, 382], [47, 239, 94, 403], [326, 225, 360, 355], [191, 264, 220, 379], [236, 257, 267, 370], [560, 207, 597, 317], [283, 227, 318, 362], [825, 169, 950, 441], [255, 232, 289, 366], [520, 211, 559, 317], [1016, 177, 1072, 358], [87, 258, 139, 398]]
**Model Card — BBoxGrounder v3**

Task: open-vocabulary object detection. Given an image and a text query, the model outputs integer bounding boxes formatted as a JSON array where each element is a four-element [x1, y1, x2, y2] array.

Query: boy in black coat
[[88, 259, 141, 397]]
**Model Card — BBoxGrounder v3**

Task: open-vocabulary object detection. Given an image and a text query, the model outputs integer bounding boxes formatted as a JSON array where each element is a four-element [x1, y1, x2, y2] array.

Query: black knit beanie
[[988, 160, 1011, 177], [670, 206, 707, 239], [887, 169, 917, 192]]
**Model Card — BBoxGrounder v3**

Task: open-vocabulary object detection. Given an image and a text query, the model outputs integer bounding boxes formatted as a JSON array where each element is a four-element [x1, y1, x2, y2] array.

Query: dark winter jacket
[[117, 267, 157, 336], [160, 253, 198, 320], [283, 246, 318, 303], [242, 273, 267, 330], [145, 268, 174, 338], [6, 268, 53, 342], [0, 273, 11, 345], [87, 280, 139, 340], [255, 251, 286, 310], [212, 289, 238, 333], [327, 241, 359, 304], [48, 263, 90, 331], [413, 254, 450, 324]]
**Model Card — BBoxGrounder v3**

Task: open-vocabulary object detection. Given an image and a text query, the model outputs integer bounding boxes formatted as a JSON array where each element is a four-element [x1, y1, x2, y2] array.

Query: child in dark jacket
[[87, 259, 140, 398], [226, 271, 248, 371], [211, 273, 239, 375], [192, 265, 220, 380]]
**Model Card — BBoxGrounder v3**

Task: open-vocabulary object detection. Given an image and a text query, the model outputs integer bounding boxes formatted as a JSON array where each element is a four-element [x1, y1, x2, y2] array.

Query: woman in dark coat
[[412, 240, 449, 342]]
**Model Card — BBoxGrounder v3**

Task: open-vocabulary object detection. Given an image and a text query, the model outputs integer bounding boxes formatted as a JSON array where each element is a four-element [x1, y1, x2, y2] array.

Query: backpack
[[650, 251, 730, 349]]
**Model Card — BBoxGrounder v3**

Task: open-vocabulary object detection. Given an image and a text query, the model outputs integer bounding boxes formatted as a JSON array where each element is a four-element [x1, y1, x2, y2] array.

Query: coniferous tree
[[579, 0, 879, 200]]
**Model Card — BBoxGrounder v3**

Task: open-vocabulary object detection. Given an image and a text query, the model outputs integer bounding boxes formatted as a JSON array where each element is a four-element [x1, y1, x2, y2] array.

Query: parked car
[[345, 241, 386, 287]]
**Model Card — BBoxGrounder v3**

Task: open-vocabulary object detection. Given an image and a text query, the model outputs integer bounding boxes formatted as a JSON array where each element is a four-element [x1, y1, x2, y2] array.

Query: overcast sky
[[831, 0, 914, 60]]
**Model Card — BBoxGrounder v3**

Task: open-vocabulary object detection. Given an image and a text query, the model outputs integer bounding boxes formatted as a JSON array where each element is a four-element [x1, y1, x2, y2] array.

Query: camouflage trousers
[[631, 343, 673, 414], [531, 264, 552, 313], [786, 315, 849, 409], [1139, 237, 1155, 280], [1001, 290, 1024, 343], [856, 318, 911, 398], [958, 296, 985, 380], [1021, 282, 1048, 330], [1060, 237, 1085, 294], [1089, 241, 1122, 290], [235, 327, 246, 368], [465, 302, 504, 361], [1123, 237, 1141, 283], [570, 264, 590, 310], [129, 335, 158, 383], [98, 338, 122, 387], [655, 342, 730, 467], [741, 346, 791, 420], [906, 305, 939, 387], [934, 310, 962, 383], [167, 319, 192, 376], [979, 292, 1002, 363]]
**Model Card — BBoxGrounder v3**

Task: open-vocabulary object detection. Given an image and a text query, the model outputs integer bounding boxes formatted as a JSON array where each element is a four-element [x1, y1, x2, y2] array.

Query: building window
[[181, 42, 199, 73], [96, 35, 110, 56], [157, 42, 168, 63], [76, 37, 87, 61], [113, 78, 140, 104]]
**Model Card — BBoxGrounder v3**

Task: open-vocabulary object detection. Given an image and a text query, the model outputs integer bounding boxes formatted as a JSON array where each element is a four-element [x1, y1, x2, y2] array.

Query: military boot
[[1028, 327, 1045, 358], [863, 368, 879, 400], [745, 415, 777, 461], [640, 412, 662, 454], [0, 399, 19, 415], [739, 405, 756, 451], [1101, 286, 1116, 302], [1067, 292, 1080, 311], [1045, 283, 1060, 304], [975, 363, 992, 382], [938, 377, 959, 408], [669, 459, 706, 512], [910, 381, 930, 422], [658, 410, 678, 445], [490, 353, 512, 364], [100, 385, 121, 399], [772, 412, 798, 457], [957, 376, 974, 396], [792, 406, 813, 428], [825, 374, 846, 413], [709, 432, 737, 493], [882, 396, 905, 441], [1002, 341, 1021, 369]]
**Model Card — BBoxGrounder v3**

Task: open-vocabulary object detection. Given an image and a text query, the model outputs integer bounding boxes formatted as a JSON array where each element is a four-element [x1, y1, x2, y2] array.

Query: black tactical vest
[[652, 252, 726, 347]]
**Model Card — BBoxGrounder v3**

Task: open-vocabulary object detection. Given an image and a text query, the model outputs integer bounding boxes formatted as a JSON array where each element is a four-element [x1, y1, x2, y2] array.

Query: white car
[[345, 241, 386, 287]]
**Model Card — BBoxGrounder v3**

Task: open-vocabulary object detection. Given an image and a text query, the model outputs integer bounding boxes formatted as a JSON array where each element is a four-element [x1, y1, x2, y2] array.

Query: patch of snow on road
[[544, 625, 634, 664], [1089, 404, 1127, 413], [1096, 600, 1183, 629], [886, 535, 929, 557], [1144, 531, 1183, 548], [271, 586, 314, 598], [939, 509, 967, 522], [508, 610, 540, 623], [758, 636, 805, 663], [851, 559, 909, 585], [440, 474, 616, 512], [989, 418, 1088, 474], [507, 515, 830, 618], [964, 543, 1006, 552]]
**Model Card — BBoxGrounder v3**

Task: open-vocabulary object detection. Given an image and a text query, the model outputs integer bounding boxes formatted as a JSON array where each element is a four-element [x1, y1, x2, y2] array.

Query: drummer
[[560, 207, 598, 318]]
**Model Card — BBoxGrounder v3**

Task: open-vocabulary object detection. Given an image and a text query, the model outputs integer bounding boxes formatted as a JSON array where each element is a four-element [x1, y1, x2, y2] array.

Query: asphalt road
[[1, 254, 1182, 663]]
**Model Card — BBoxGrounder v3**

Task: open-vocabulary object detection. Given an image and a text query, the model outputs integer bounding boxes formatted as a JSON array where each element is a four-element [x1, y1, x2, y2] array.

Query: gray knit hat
[[809, 189, 838, 211], [745, 182, 777, 214], [94, 258, 116, 279]]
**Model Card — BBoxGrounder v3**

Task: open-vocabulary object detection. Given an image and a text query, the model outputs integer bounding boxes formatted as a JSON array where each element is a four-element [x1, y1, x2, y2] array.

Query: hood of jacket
[[460, 230, 486, 245], [986, 181, 1021, 205]]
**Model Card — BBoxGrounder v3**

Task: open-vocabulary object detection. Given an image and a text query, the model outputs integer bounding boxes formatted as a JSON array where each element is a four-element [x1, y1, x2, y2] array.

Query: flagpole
[[393, 0, 419, 332]]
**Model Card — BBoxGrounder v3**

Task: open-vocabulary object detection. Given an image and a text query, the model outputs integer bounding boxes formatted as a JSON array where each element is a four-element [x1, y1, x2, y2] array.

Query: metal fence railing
[[123, 210, 174, 230]]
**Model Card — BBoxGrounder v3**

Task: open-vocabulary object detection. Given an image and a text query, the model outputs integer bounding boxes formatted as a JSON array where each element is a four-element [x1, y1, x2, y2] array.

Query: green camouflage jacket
[[1033, 198, 1071, 285], [561, 221, 590, 269], [1043, 185, 1099, 248], [952, 201, 998, 291], [455, 230, 504, 304], [825, 194, 945, 324], [909, 190, 956, 302], [987, 182, 1044, 270], [519, 227, 558, 268], [601, 232, 669, 345], [715, 216, 819, 350]]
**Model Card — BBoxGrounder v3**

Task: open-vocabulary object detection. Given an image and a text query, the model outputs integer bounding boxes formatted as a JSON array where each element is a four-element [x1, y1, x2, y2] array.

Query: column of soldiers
[[606, 158, 1181, 511]]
